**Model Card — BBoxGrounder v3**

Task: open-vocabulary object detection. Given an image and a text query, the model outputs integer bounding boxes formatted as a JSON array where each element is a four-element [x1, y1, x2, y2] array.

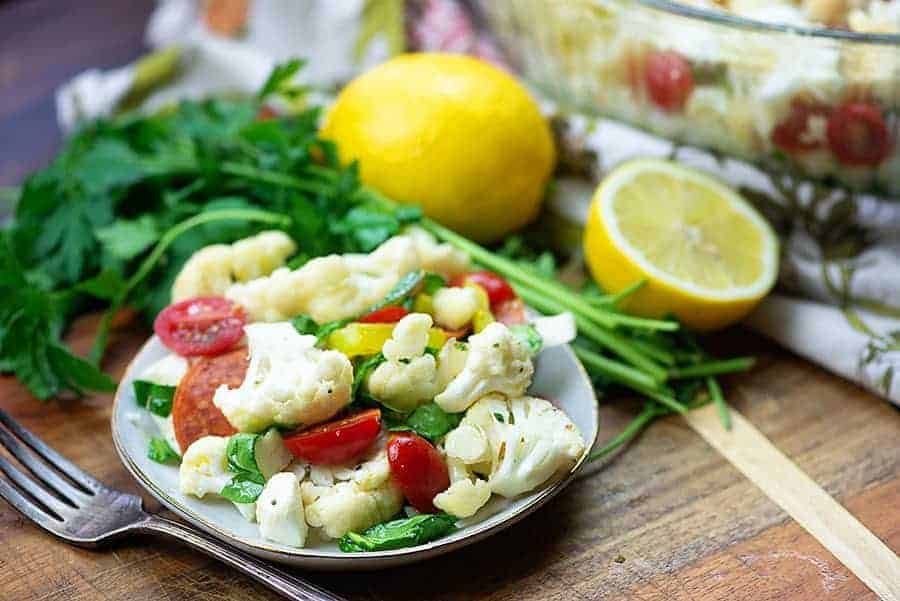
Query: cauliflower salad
[[132, 227, 586, 552]]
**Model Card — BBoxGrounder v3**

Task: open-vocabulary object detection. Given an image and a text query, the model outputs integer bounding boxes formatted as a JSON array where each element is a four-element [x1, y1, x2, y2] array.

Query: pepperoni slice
[[172, 348, 248, 451]]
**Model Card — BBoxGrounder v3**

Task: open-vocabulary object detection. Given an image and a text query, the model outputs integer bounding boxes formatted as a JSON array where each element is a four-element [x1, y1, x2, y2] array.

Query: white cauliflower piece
[[213, 323, 352, 432], [436, 340, 468, 390], [256, 473, 308, 547], [457, 395, 585, 498], [230, 231, 298, 281], [179, 436, 231, 498], [297, 448, 402, 539], [139, 354, 188, 386], [433, 479, 492, 518], [367, 314, 439, 412], [404, 226, 470, 279], [434, 323, 533, 413], [172, 231, 295, 301], [224, 230, 470, 323], [431, 287, 480, 330]]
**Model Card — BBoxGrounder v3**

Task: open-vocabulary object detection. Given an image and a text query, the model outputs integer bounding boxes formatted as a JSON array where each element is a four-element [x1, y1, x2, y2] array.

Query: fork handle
[[136, 515, 346, 601]]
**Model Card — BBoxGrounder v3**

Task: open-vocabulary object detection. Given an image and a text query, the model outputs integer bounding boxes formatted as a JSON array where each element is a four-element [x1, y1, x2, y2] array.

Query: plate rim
[[111, 334, 600, 568]]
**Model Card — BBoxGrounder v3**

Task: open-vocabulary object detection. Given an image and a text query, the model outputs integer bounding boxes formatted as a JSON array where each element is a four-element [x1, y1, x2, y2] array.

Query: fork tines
[[0, 408, 103, 533]]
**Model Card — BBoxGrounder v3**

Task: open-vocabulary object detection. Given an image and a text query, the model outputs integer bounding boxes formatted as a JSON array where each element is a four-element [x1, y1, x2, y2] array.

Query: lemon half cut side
[[584, 159, 779, 331]]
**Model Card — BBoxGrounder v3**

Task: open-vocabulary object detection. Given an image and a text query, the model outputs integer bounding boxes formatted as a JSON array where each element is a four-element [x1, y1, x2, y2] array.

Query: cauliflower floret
[[367, 314, 439, 412], [455, 395, 585, 498], [434, 323, 533, 413], [213, 323, 353, 432], [297, 448, 403, 539], [404, 226, 470, 279], [432, 426, 494, 517], [172, 231, 295, 301], [433, 478, 492, 518], [436, 340, 468, 389], [431, 287, 480, 330], [256, 472, 308, 547], [139, 354, 188, 386], [179, 436, 231, 498], [230, 231, 298, 281], [224, 230, 470, 323]]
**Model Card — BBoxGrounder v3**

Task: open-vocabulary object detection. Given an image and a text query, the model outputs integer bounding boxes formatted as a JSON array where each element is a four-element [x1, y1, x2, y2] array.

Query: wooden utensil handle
[[137, 515, 346, 601]]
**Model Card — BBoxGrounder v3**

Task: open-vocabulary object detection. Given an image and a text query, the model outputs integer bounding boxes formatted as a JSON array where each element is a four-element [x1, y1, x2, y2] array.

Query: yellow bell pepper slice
[[465, 282, 494, 333], [326, 322, 449, 358], [412, 293, 434, 315]]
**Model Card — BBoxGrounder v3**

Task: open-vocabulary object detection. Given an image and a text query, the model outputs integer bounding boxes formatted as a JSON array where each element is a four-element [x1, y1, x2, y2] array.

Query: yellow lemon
[[584, 159, 778, 331], [321, 53, 555, 243]]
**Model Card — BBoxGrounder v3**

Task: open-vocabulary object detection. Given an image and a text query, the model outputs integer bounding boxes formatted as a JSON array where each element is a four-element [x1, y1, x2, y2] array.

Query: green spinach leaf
[[339, 513, 457, 552], [147, 437, 180, 464]]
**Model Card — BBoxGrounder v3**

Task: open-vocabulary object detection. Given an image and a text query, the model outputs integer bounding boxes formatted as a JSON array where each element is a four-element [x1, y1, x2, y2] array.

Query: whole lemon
[[321, 53, 555, 243]]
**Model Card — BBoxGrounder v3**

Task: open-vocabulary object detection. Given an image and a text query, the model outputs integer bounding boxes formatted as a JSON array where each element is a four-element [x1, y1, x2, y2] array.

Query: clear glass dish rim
[[597, 0, 900, 45]]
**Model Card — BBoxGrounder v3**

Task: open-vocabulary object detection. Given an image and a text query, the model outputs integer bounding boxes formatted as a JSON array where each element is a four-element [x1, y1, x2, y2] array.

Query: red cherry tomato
[[256, 105, 278, 121], [644, 50, 694, 112], [386, 433, 450, 514], [358, 305, 409, 324], [450, 271, 516, 307], [826, 102, 892, 167], [283, 409, 382, 465], [493, 297, 527, 325], [771, 100, 831, 153], [154, 297, 246, 357]]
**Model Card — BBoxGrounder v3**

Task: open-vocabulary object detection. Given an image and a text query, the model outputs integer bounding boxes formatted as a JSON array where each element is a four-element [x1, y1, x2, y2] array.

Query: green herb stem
[[587, 402, 661, 462], [89, 208, 290, 364], [515, 286, 668, 382], [585, 279, 647, 307], [707, 376, 732, 430], [571, 345, 660, 391], [219, 162, 334, 195], [669, 357, 755, 379]]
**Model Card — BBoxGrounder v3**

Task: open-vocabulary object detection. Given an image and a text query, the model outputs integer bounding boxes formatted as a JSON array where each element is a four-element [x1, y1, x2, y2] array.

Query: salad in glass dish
[[129, 227, 586, 552], [476, 0, 900, 194]]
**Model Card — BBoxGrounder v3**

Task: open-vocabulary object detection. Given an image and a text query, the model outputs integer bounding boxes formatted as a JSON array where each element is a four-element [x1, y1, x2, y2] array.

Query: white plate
[[111, 336, 599, 570]]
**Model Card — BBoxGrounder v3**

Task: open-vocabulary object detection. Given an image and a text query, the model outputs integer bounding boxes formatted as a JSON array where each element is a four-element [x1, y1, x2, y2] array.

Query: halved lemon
[[583, 159, 778, 331]]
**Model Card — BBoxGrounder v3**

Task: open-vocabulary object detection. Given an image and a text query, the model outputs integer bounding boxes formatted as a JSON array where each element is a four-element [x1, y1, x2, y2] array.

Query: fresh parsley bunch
[[0, 61, 418, 399]]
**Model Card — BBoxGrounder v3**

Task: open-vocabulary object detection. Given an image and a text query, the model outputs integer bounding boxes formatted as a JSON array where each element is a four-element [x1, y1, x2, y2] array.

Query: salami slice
[[173, 348, 248, 451]]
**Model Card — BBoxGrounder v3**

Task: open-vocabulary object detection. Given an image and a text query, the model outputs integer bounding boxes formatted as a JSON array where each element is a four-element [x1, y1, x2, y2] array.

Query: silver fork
[[0, 409, 345, 601]]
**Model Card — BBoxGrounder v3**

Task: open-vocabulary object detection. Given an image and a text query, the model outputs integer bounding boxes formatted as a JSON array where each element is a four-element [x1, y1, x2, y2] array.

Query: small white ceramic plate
[[111, 336, 599, 570]]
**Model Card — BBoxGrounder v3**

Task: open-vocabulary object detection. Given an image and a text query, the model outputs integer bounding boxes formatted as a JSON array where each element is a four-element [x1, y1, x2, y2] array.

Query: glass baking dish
[[474, 0, 900, 195]]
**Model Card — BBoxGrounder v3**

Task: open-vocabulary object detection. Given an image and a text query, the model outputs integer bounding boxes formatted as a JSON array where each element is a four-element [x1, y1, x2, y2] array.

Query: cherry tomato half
[[358, 305, 409, 324], [386, 433, 450, 514], [154, 297, 246, 357], [771, 100, 830, 154], [493, 297, 527, 325], [450, 271, 516, 307], [826, 102, 892, 167], [644, 50, 694, 112], [283, 408, 382, 465]]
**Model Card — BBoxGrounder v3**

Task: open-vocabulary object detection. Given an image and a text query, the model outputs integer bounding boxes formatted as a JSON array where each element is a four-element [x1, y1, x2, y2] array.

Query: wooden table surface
[[0, 2, 898, 600]]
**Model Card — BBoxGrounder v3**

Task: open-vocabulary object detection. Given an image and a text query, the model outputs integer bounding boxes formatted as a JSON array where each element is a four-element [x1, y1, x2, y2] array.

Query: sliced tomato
[[826, 102, 892, 167], [172, 348, 246, 451], [154, 297, 246, 357], [771, 100, 830, 153], [644, 50, 694, 112], [493, 297, 527, 325], [283, 409, 382, 465], [450, 271, 516, 307], [386, 433, 450, 514], [256, 105, 278, 121], [358, 306, 409, 324]]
